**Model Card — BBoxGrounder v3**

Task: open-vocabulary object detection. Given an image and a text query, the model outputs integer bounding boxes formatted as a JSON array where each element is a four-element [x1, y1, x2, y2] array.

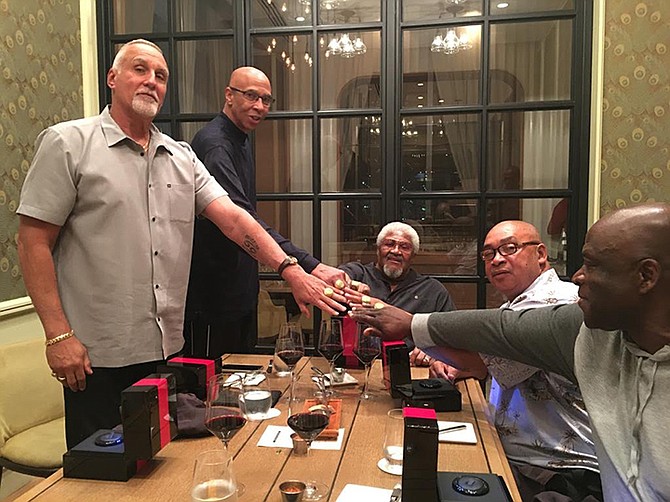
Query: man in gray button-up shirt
[[17, 39, 345, 449]]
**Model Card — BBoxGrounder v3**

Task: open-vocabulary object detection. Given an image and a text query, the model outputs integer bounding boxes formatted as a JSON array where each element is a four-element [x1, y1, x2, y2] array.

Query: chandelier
[[430, 27, 472, 55], [322, 32, 367, 58], [265, 35, 313, 74]]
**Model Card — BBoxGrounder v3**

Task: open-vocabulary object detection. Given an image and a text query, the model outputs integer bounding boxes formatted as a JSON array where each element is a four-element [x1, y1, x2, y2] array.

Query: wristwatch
[[277, 255, 299, 277]]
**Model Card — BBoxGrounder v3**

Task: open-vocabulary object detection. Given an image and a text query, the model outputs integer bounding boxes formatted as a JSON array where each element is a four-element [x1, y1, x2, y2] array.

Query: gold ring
[[373, 302, 384, 310], [361, 295, 371, 305], [56, 375, 67, 382], [335, 279, 345, 289], [51, 371, 58, 378], [324, 287, 334, 297]]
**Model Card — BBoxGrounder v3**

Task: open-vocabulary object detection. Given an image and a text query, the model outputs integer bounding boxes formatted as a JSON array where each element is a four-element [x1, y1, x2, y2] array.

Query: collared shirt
[[187, 113, 318, 316], [18, 106, 226, 367]]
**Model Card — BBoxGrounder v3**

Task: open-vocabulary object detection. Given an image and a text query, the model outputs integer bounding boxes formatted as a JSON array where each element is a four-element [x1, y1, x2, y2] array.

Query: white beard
[[383, 263, 403, 280], [132, 95, 159, 118]]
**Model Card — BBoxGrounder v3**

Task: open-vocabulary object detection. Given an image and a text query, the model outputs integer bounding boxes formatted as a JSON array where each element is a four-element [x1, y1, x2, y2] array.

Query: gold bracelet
[[45, 329, 75, 347]]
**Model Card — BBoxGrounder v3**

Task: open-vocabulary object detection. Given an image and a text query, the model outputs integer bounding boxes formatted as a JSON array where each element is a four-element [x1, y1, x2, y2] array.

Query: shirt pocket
[[167, 183, 195, 222]]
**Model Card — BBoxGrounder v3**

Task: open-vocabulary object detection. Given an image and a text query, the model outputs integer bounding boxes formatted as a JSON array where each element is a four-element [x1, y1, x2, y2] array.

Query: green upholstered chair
[[0, 338, 66, 484]]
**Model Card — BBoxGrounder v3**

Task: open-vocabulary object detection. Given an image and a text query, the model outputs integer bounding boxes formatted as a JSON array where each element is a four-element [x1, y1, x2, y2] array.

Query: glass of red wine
[[275, 322, 305, 415], [205, 374, 247, 450], [318, 318, 344, 388], [353, 323, 382, 400], [287, 410, 331, 500]]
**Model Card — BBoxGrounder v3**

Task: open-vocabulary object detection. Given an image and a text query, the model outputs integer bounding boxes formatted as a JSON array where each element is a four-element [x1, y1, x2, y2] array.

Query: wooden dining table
[[15, 353, 521, 502]]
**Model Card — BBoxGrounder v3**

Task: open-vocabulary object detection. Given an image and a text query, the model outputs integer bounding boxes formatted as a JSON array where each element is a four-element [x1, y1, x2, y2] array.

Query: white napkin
[[335, 484, 393, 502], [324, 372, 358, 387], [437, 421, 477, 444], [225, 372, 266, 387], [257, 425, 344, 450]]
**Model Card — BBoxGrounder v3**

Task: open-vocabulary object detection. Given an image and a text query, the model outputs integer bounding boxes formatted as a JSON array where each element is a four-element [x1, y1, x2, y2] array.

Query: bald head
[[483, 220, 548, 300], [223, 67, 272, 133]]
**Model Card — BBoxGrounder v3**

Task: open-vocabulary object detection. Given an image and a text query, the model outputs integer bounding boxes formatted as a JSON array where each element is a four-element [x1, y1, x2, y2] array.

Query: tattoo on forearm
[[243, 235, 259, 256]]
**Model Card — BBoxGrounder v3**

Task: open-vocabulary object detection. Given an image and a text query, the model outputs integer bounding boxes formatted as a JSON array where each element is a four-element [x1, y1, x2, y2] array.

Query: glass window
[[489, 0, 574, 16], [490, 20, 573, 103], [487, 110, 570, 190], [175, 0, 234, 31], [251, 0, 312, 28], [176, 39, 233, 114], [252, 34, 313, 112], [319, 30, 382, 110], [179, 121, 211, 144], [320, 116, 381, 193], [256, 118, 313, 194], [400, 198, 479, 275], [257, 201, 314, 271], [321, 199, 382, 267], [112, 0, 168, 34], [318, 0, 381, 24], [403, 0, 483, 22], [403, 27, 482, 108], [442, 282, 478, 310], [400, 113, 481, 192]]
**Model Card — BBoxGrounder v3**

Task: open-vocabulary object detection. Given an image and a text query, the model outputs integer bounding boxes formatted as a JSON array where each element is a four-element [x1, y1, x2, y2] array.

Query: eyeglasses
[[380, 239, 414, 253], [229, 86, 275, 107], [480, 241, 541, 262]]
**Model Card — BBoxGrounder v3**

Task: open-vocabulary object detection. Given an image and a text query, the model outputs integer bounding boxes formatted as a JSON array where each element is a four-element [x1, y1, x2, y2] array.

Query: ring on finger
[[57, 375, 67, 382], [323, 287, 334, 297]]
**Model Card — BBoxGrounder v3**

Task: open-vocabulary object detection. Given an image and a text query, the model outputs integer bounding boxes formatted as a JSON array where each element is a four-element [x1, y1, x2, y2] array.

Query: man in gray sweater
[[351, 203, 670, 502]]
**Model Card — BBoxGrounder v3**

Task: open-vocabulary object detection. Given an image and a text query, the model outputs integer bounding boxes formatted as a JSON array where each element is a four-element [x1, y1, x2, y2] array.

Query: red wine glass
[[353, 324, 381, 400], [275, 322, 305, 415]]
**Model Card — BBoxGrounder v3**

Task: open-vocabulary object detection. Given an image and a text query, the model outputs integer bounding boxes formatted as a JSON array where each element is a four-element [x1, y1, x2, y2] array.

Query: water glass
[[191, 450, 238, 502], [382, 408, 404, 475], [240, 372, 272, 421]]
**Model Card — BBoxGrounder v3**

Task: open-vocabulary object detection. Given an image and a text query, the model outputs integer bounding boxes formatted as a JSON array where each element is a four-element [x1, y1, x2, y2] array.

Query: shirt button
[[155, 284, 159, 289], [152, 217, 156, 222], [154, 251, 158, 256], [157, 317, 161, 322], [140, 152, 145, 157], [149, 183, 152, 188]]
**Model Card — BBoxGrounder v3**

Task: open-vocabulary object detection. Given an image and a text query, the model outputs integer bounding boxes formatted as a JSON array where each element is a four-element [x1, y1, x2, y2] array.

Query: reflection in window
[[175, 0, 234, 31], [113, 0, 168, 33], [257, 200, 313, 272], [488, 110, 570, 190], [403, 0, 483, 22], [489, 0, 574, 16], [321, 117, 381, 193], [256, 118, 312, 193], [400, 114, 481, 192], [403, 28, 482, 108], [490, 20, 573, 103], [176, 39, 233, 114], [252, 34, 313, 111]]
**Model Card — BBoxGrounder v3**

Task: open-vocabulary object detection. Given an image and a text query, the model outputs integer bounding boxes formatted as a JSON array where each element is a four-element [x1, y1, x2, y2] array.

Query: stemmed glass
[[275, 322, 305, 415], [318, 317, 344, 385], [353, 323, 382, 400], [204, 374, 247, 495]]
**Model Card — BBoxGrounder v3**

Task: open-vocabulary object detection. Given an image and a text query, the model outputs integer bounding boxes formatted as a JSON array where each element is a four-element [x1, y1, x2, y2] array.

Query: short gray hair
[[376, 222, 420, 253], [112, 39, 163, 71]]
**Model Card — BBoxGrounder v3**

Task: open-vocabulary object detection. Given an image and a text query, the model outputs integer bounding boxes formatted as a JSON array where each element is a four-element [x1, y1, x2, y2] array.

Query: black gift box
[[402, 406, 439, 502], [382, 341, 412, 398], [62, 429, 137, 481], [121, 373, 177, 461], [159, 356, 221, 399], [396, 378, 462, 412]]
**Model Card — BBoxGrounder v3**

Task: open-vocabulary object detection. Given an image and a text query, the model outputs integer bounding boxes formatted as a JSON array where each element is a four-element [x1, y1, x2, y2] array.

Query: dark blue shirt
[[186, 113, 319, 317]]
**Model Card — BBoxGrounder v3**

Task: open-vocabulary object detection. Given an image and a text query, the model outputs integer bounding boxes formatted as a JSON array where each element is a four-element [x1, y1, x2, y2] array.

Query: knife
[[389, 484, 402, 502]]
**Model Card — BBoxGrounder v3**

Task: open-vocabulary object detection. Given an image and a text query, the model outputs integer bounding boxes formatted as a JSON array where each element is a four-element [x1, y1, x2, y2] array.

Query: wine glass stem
[[362, 363, 371, 397], [328, 359, 336, 378], [288, 369, 296, 416]]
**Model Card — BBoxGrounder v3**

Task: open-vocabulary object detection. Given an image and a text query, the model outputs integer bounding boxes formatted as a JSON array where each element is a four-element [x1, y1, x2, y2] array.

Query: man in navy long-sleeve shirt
[[186, 67, 346, 356]]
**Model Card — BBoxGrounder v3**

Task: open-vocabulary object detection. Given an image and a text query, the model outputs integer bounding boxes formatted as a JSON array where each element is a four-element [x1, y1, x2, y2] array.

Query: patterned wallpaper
[[600, 0, 670, 215], [0, 0, 82, 302]]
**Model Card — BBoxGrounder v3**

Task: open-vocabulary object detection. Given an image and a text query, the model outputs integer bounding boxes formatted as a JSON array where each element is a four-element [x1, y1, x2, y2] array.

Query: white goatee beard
[[383, 263, 403, 280], [132, 96, 159, 118]]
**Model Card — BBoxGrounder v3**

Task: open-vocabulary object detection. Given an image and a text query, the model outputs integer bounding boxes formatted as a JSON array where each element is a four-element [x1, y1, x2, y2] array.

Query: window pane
[[256, 119, 313, 193], [487, 110, 570, 190], [486, 197, 569, 276], [175, 0, 234, 31], [179, 121, 211, 143], [442, 282, 477, 310], [318, 0, 381, 24], [176, 39, 233, 114], [320, 30, 381, 110], [485, 283, 508, 308], [259, 280, 314, 348], [403, 27, 482, 107], [112, 0, 167, 34], [258, 201, 313, 271], [252, 34, 313, 111], [490, 0, 574, 16], [401, 114, 481, 192], [251, 0, 311, 28], [403, 0, 483, 22], [321, 117, 381, 193], [322, 199, 382, 266], [400, 198, 479, 275], [490, 20, 572, 103]]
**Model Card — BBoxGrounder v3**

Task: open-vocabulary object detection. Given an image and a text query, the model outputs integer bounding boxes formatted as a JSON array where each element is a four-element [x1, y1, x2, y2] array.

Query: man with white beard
[[338, 221, 455, 363], [17, 39, 344, 449]]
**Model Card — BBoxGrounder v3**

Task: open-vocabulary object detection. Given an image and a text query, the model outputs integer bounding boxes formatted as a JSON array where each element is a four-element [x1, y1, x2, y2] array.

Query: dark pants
[[511, 461, 603, 502], [183, 311, 257, 358], [64, 360, 164, 449]]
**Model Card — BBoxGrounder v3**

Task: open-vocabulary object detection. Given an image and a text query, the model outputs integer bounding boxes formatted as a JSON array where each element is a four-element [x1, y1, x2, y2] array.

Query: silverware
[[311, 366, 330, 381], [389, 483, 401, 502]]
